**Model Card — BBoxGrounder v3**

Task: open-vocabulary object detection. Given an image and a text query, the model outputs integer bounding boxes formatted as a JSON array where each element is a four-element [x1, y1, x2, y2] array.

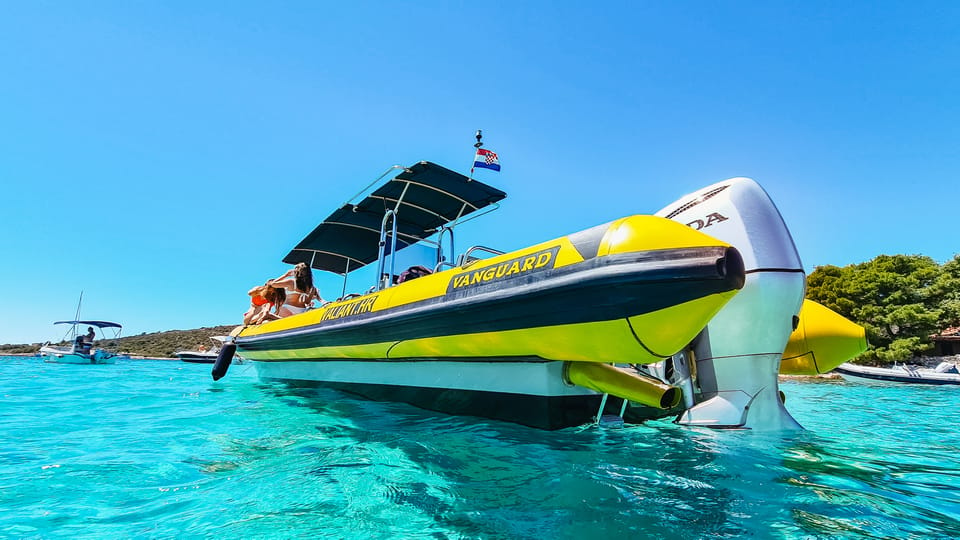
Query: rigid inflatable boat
[[834, 362, 960, 385], [176, 336, 244, 364], [222, 162, 866, 430], [225, 161, 746, 429]]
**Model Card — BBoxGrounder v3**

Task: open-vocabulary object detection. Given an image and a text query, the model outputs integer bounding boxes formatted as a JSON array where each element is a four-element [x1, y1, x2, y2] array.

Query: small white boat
[[39, 320, 123, 365], [834, 361, 960, 385], [176, 336, 243, 364]]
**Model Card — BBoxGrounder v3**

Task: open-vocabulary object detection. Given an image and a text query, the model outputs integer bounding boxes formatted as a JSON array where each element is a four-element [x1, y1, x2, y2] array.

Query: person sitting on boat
[[74, 326, 96, 354], [269, 262, 324, 317], [243, 283, 287, 325]]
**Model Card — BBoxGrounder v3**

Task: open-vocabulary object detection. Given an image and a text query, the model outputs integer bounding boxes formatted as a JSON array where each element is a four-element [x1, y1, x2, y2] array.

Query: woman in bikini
[[243, 283, 287, 325], [270, 263, 323, 317]]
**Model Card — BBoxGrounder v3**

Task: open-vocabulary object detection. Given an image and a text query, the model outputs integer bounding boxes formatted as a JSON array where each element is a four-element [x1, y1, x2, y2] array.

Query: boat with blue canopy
[[40, 319, 123, 364]]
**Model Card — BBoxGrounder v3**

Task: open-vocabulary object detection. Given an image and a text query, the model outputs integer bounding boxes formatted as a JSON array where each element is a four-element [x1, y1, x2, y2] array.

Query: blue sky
[[2, 2, 957, 345]]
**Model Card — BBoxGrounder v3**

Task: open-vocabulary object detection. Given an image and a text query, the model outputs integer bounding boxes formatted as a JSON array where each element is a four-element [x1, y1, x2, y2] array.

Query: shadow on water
[[192, 375, 960, 539]]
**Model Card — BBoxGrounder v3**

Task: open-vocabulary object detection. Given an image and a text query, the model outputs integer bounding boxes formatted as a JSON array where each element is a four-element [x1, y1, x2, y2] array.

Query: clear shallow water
[[2, 357, 959, 539]]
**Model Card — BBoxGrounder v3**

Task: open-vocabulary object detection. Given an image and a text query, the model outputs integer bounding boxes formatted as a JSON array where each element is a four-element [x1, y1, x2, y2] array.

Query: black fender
[[211, 343, 237, 381]]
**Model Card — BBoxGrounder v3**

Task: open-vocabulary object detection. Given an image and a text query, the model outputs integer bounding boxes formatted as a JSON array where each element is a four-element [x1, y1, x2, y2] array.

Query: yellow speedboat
[[222, 161, 745, 429]]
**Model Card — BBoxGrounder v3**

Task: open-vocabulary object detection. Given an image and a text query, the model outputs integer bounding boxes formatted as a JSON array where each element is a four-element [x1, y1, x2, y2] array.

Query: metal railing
[[457, 245, 505, 267]]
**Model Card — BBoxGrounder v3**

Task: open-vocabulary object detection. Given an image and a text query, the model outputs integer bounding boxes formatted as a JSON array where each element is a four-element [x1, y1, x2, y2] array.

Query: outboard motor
[[656, 177, 805, 430]]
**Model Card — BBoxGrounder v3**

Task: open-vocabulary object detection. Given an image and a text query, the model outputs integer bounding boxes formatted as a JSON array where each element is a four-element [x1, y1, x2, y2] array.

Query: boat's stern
[[655, 177, 806, 430]]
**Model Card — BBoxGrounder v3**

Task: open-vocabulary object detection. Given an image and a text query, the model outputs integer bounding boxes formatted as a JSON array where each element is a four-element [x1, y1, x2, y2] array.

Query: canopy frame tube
[[282, 161, 506, 277]]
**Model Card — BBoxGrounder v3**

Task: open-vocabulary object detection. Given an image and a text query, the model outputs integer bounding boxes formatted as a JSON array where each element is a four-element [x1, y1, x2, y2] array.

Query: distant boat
[[834, 362, 960, 385], [39, 292, 122, 365], [176, 336, 242, 364], [40, 320, 123, 365]]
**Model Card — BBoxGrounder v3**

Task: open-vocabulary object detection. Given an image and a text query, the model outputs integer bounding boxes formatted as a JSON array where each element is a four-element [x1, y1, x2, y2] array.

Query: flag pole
[[469, 129, 483, 181]]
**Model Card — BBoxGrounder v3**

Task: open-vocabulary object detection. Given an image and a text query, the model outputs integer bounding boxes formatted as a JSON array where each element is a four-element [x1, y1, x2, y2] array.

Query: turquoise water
[[2, 357, 959, 539]]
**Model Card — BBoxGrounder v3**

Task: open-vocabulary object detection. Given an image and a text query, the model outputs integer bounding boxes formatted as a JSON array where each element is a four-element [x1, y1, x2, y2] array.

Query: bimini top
[[283, 161, 507, 275], [54, 320, 123, 329]]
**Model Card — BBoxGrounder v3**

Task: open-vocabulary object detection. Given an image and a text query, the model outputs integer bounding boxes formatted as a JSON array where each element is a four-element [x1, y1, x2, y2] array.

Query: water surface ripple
[[2, 357, 958, 538]]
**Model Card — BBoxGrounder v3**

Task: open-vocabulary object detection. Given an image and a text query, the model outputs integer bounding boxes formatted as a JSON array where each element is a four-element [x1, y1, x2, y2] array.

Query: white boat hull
[[40, 346, 117, 365], [254, 358, 588, 396], [252, 359, 625, 430], [176, 351, 219, 363], [834, 362, 960, 385], [179, 336, 244, 364], [177, 351, 245, 364]]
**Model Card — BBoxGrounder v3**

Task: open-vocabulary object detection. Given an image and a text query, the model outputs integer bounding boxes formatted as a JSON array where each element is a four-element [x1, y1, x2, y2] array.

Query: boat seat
[[935, 362, 959, 374], [397, 265, 432, 284], [73, 336, 92, 354]]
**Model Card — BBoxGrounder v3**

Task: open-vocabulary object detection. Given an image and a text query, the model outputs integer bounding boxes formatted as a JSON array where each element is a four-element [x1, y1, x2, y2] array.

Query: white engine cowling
[[656, 177, 805, 430]]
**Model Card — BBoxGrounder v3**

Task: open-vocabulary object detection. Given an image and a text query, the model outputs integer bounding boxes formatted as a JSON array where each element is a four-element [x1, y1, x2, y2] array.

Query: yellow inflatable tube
[[781, 300, 868, 375], [237, 214, 745, 367]]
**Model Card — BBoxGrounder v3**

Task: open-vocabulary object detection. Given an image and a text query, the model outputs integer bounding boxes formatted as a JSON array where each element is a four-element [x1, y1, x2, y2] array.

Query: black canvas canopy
[[283, 161, 507, 275]]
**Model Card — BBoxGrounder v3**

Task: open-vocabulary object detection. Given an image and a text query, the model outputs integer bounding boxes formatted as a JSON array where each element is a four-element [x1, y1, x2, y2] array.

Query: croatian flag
[[473, 148, 501, 172]]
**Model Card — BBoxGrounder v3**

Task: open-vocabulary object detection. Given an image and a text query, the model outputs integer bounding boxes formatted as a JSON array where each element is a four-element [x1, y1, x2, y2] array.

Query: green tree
[[806, 254, 943, 364], [932, 254, 960, 328]]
